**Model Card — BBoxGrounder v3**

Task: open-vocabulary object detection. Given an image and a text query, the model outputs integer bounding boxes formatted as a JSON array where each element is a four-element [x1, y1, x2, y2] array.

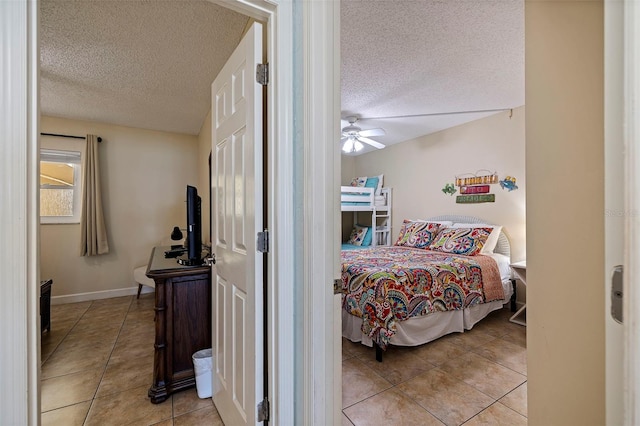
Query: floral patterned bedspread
[[341, 246, 504, 349]]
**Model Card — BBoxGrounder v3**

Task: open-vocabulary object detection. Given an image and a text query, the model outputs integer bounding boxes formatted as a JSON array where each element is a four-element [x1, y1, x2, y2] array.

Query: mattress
[[341, 251, 513, 348], [342, 277, 513, 347], [341, 195, 386, 207], [341, 191, 369, 205], [341, 243, 366, 251]]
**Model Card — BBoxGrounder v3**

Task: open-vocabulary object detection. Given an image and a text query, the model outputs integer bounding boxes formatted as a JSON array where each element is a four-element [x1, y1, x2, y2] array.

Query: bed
[[340, 215, 513, 361], [341, 175, 392, 248]]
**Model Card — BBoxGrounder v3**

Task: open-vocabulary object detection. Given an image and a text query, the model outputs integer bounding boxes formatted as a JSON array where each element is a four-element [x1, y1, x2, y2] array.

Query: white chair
[[134, 265, 156, 299], [134, 234, 185, 298]]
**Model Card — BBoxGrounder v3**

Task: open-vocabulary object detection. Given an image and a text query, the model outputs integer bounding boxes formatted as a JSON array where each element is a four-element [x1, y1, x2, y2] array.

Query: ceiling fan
[[341, 116, 386, 153]]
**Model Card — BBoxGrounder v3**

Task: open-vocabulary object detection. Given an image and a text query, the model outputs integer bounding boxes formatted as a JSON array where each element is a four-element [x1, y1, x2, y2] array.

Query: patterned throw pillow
[[356, 224, 373, 246], [348, 225, 369, 246], [350, 176, 367, 187], [394, 220, 442, 249], [450, 223, 503, 254], [428, 227, 492, 256]]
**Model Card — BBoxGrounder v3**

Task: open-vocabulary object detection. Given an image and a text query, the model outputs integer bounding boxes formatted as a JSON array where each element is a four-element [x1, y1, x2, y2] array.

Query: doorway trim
[[300, 0, 342, 424], [625, 0, 640, 423], [1, 0, 40, 423], [1, 0, 298, 423]]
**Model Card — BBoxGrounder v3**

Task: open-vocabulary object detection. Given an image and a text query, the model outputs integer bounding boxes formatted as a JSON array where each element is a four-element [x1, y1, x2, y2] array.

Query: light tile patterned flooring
[[341, 307, 527, 426], [42, 296, 525, 426], [40, 294, 223, 426]]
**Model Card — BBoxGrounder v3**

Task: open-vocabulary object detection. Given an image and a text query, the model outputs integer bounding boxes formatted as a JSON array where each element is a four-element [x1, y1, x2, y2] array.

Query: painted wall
[[340, 155, 357, 238], [346, 107, 526, 262], [198, 109, 212, 245], [341, 154, 356, 185], [525, 1, 605, 424], [40, 116, 199, 299]]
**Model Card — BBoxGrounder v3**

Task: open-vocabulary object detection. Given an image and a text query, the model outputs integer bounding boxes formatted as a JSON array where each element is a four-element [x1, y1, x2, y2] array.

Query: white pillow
[[451, 223, 502, 254], [421, 220, 453, 227]]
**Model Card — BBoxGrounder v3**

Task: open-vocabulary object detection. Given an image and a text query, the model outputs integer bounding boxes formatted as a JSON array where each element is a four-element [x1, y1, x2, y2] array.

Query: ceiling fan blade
[[358, 128, 386, 137], [340, 136, 348, 143], [357, 136, 385, 149]]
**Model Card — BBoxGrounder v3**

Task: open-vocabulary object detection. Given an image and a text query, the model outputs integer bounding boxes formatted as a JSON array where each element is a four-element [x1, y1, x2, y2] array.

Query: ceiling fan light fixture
[[342, 137, 364, 153], [340, 115, 385, 152], [342, 138, 354, 153]]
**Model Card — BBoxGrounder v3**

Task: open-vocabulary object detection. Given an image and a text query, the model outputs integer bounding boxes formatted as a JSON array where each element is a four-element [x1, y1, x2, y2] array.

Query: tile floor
[[40, 294, 223, 426], [341, 307, 527, 426], [42, 296, 525, 426]]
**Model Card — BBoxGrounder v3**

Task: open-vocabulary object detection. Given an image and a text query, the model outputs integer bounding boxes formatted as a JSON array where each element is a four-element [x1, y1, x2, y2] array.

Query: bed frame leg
[[374, 342, 383, 362]]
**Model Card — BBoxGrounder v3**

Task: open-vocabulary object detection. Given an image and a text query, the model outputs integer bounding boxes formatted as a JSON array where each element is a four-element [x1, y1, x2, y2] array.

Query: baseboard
[[51, 286, 154, 305]]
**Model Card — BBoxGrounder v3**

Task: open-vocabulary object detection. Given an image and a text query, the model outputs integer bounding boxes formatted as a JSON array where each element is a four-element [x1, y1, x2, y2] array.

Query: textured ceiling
[[40, 0, 249, 135], [40, 0, 524, 148], [341, 0, 524, 154]]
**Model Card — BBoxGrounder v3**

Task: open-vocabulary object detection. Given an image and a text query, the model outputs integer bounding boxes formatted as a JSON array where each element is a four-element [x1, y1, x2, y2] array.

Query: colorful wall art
[[499, 176, 519, 191], [460, 185, 490, 194], [441, 183, 457, 195], [446, 171, 519, 203], [453, 171, 497, 204], [456, 194, 496, 203]]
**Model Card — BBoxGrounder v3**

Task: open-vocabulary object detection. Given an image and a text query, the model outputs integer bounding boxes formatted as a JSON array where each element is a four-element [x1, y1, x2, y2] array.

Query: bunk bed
[[341, 185, 392, 248], [340, 215, 513, 361]]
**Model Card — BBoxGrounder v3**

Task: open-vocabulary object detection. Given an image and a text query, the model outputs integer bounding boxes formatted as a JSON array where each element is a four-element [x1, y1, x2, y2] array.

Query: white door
[[604, 1, 624, 424], [211, 22, 264, 426]]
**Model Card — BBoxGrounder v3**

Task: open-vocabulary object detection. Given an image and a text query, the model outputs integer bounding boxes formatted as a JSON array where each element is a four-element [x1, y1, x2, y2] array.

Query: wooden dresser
[[145, 246, 211, 404], [40, 279, 53, 334]]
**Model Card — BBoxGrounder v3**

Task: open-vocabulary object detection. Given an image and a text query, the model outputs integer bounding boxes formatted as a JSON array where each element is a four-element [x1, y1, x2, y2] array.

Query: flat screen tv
[[177, 185, 203, 266]]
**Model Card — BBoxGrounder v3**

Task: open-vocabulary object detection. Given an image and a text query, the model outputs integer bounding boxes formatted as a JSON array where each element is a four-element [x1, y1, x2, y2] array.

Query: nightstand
[[509, 261, 526, 326]]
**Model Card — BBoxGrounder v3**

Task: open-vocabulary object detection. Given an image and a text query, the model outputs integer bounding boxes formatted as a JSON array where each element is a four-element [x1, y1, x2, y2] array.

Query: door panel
[[216, 277, 227, 388], [211, 22, 263, 426], [605, 1, 623, 424]]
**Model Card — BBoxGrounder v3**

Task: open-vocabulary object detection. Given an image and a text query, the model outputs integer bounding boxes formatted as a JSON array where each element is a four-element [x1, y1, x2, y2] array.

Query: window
[[40, 149, 82, 224]]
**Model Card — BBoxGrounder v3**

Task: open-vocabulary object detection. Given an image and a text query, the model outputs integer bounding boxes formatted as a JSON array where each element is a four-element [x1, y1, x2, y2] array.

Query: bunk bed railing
[[341, 187, 392, 246], [340, 186, 374, 204]]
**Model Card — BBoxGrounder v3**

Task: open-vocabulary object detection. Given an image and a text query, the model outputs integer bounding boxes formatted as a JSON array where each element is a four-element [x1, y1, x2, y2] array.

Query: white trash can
[[192, 348, 213, 399]]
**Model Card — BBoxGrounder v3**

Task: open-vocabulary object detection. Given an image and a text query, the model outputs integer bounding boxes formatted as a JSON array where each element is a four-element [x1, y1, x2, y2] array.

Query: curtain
[[80, 134, 109, 256]]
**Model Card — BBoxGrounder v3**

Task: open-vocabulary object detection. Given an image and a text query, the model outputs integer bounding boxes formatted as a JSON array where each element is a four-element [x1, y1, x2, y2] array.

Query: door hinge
[[257, 397, 270, 422], [333, 278, 344, 295], [257, 230, 269, 253], [256, 63, 269, 86]]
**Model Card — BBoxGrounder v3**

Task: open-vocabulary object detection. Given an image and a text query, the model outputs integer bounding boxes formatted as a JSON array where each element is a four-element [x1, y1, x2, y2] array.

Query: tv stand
[[145, 246, 211, 404]]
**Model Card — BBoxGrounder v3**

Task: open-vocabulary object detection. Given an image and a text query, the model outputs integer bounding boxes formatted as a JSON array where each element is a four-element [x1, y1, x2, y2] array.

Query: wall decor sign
[[453, 170, 498, 203], [455, 172, 498, 187], [456, 194, 496, 204], [460, 185, 490, 195], [451, 170, 515, 202]]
